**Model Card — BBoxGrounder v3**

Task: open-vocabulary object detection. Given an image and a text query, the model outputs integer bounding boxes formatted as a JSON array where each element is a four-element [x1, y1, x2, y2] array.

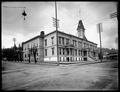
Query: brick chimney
[[40, 31, 44, 38]]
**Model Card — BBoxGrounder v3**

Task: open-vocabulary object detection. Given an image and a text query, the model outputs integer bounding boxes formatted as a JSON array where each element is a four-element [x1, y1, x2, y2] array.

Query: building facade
[[22, 20, 98, 62], [22, 32, 44, 62]]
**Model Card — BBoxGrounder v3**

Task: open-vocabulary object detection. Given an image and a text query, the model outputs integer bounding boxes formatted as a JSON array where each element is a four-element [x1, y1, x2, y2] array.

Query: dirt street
[[2, 60, 118, 90]]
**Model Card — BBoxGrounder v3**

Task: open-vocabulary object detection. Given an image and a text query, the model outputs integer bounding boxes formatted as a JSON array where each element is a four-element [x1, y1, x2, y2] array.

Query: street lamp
[[3, 6, 27, 20]]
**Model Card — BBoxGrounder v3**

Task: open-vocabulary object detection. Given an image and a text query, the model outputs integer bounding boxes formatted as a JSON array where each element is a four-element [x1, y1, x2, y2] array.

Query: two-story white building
[[22, 20, 98, 63]]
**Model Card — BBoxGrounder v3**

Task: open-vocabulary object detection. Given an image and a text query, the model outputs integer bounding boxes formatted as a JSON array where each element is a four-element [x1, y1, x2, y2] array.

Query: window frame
[[52, 47, 54, 55], [45, 39, 47, 46], [45, 49, 47, 56], [51, 36, 54, 45]]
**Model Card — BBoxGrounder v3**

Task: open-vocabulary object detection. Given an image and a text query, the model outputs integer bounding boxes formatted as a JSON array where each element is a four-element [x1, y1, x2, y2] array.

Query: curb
[[2, 69, 25, 74]]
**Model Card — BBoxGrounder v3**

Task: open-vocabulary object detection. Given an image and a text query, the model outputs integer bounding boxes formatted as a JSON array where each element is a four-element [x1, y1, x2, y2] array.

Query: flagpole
[[55, 1, 59, 66]]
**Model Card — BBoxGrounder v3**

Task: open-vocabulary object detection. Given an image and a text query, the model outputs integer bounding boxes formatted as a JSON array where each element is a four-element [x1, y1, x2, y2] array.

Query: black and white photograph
[[2, 1, 118, 90]]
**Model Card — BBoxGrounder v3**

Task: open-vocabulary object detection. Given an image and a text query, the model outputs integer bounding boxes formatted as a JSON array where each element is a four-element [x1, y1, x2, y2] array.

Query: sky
[[2, 1, 118, 49]]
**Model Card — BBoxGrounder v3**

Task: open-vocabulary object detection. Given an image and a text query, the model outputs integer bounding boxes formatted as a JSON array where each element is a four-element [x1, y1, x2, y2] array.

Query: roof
[[22, 31, 56, 45], [44, 30, 56, 37], [56, 30, 97, 45], [83, 34, 87, 41], [22, 30, 97, 45], [22, 35, 40, 44]]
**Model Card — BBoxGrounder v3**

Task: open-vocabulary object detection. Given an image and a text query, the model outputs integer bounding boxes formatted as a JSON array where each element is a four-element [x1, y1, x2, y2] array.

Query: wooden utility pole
[[98, 23, 102, 62], [55, 1, 59, 66]]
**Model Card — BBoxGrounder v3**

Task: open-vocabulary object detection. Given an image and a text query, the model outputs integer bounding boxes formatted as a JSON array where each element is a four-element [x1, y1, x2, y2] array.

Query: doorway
[[83, 51, 87, 56]]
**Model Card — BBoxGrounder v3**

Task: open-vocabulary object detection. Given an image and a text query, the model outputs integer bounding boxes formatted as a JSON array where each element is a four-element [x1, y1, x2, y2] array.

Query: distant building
[[101, 48, 118, 60], [105, 53, 118, 60], [22, 20, 98, 62]]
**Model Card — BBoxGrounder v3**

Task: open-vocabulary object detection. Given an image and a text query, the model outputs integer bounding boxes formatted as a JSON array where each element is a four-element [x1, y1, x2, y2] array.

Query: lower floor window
[[52, 48, 54, 55], [25, 54, 26, 58], [60, 57, 61, 61], [45, 49, 47, 56]]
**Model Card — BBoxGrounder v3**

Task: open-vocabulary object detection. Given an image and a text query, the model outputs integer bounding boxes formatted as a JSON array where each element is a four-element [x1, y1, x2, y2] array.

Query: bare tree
[[32, 46, 37, 64], [28, 48, 32, 63], [17, 44, 23, 62]]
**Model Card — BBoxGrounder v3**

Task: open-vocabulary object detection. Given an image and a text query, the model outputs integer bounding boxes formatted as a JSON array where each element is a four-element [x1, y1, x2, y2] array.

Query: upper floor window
[[36, 44, 38, 47], [66, 38, 69, 45], [86, 43, 89, 48], [78, 41, 80, 47], [51, 36, 54, 45], [45, 39, 47, 46], [94, 46, 97, 49], [90, 45, 93, 49], [75, 40, 77, 47], [59, 48, 61, 55], [78, 41, 82, 48], [84, 43, 86, 48], [75, 49, 77, 56], [27, 44, 29, 49], [67, 49, 69, 55], [63, 48, 65, 55], [62, 37, 64, 45], [78, 50, 80, 56], [70, 49, 72, 55], [73, 40, 77, 46], [33, 43, 35, 47], [93, 46, 96, 50], [90, 45, 92, 48], [73, 40, 74, 45], [59, 37, 61, 45]]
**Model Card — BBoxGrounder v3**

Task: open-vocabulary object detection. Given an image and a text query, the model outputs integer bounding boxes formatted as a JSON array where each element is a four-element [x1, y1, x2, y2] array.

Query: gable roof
[[22, 35, 40, 44], [22, 30, 97, 45]]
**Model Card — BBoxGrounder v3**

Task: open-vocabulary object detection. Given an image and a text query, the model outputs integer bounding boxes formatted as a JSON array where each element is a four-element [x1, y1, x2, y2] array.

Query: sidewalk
[[2, 60, 102, 66], [59, 60, 100, 64], [2, 60, 109, 74]]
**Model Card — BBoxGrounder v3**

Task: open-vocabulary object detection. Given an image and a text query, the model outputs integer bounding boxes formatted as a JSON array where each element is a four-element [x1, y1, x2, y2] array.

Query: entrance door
[[83, 51, 87, 56], [83, 50, 87, 61], [84, 57, 87, 61]]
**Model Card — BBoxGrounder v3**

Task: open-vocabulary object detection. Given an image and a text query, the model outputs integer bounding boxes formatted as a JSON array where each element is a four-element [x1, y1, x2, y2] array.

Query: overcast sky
[[2, 1, 118, 49]]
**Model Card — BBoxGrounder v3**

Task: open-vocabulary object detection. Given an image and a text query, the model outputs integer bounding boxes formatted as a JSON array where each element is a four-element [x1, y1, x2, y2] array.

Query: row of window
[[59, 36, 83, 47], [45, 47, 54, 56], [55, 37, 95, 48], [59, 48, 84, 56], [24, 43, 39, 51], [44, 36, 96, 49], [59, 57, 82, 62], [45, 36, 54, 46], [44, 48, 87, 56]]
